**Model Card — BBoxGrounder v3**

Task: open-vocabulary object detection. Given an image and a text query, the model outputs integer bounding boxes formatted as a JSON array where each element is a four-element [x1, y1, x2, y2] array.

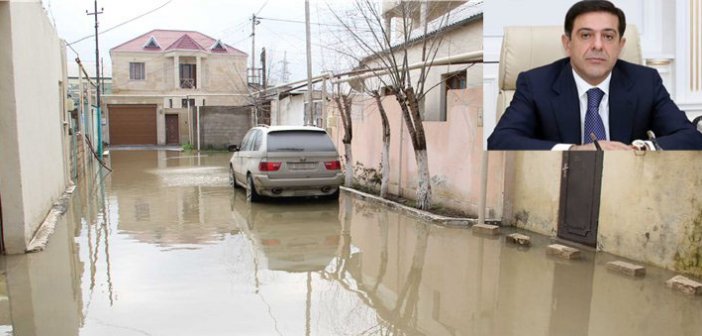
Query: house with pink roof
[[104, 30, 249, 146]]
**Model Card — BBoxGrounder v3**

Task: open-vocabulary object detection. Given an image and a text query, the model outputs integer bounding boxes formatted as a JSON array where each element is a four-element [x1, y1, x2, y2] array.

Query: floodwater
[[0, 150, 700, 336]]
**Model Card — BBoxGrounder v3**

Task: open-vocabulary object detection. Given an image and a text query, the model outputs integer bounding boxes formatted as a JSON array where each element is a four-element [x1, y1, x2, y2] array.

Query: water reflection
[[0, 151, 699, 336], [109, 151, 238, 248], [335, 196, 702, 336], [231, 192, 340, 273]]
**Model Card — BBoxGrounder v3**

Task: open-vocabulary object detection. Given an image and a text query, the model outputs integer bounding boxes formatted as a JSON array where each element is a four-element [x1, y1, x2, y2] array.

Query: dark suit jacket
[[487, 58, 702, 150]]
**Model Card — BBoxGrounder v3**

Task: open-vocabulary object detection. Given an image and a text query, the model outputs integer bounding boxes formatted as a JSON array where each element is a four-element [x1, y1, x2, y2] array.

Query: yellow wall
[[599, 152, 702, 277], [504, 151, 702, 277], [508, 152, 562, 236]]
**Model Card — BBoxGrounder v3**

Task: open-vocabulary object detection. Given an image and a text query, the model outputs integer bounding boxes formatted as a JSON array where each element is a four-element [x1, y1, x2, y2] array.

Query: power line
[[257, 16, 364, 29], [69, 0, 172, 45], [255, 0, 270, 16]]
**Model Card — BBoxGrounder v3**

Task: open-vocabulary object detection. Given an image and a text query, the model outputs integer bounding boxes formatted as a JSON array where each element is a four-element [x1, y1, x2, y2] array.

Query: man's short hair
[[564, 0, 626, 38]]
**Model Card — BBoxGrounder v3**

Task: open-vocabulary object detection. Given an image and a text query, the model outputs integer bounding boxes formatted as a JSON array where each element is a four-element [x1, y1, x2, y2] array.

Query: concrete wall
[[0, 1, 69, 253], [198, 106, 252, 149], [503, 151, 702, 277], [507, 152, 562, 236], [598, 152, 702, 277], [410, 19, 483, 121], [332, 87, 502, 218], [272, 95, 305, 126], [362, 18, 483, 121]]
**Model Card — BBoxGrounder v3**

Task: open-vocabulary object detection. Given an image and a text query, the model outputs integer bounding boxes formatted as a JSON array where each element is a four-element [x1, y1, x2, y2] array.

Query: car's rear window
[[267, 131, 336, 152]]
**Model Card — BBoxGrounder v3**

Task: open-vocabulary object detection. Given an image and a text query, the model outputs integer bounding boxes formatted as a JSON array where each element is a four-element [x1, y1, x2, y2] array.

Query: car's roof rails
[[256, 124, 270, 127]]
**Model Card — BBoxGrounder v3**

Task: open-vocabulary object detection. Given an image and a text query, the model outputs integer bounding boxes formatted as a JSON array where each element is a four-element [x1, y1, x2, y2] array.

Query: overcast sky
[[44, 0, 356, 83]]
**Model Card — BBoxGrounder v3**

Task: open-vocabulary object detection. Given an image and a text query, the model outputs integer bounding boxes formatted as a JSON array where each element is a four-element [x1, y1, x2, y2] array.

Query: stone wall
[[198, 106, 252, 149]]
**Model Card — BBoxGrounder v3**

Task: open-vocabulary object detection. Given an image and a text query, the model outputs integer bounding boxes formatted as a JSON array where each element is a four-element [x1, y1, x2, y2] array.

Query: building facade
[[328, 0, 488, 214], [105, 30, 249, 146], [0, 0, 71, 254]]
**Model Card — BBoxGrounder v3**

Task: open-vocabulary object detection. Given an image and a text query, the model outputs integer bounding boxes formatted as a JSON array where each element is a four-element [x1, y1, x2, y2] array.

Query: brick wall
[[199, 106, 252, 149]]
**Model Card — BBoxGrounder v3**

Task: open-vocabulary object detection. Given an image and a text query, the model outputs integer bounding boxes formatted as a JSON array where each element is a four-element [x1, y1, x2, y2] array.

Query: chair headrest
[[499, 25, 642, 90]]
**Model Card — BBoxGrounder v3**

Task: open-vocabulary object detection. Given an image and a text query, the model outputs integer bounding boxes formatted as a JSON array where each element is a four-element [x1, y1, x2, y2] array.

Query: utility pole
[[261, 48, 267, 90], [304, 0, 313, 125], [250, 14, 260, 85], [282, 51, 290, 83], [86, 1, 103, 159]]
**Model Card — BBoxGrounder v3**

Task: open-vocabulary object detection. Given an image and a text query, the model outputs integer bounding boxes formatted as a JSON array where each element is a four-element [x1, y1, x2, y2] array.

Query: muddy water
[[0, 150, 700, 336]]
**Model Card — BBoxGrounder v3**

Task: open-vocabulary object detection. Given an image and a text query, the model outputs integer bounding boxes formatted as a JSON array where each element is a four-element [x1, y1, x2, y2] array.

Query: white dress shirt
[[552, 70, 612, 150]]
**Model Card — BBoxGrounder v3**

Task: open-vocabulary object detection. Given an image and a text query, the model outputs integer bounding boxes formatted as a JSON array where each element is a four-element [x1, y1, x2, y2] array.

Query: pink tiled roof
[[166, 34, 204, 51], [110, 29, 246, 56]]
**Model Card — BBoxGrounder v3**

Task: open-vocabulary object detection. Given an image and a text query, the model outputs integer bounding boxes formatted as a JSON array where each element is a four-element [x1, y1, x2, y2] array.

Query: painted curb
[[341, 187, 500, 227]]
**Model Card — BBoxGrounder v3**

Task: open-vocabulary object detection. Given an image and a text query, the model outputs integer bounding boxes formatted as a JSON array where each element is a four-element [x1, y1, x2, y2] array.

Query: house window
[[180, 64, 197, 89], [143, 36, 161, 49], [181, 98, 195, 108], [169, 99, 173, 108], [129, 62, 145, 80], [202, 99, 206, 106], [210, 39, 227, 52], [440, 71, 467, 121]]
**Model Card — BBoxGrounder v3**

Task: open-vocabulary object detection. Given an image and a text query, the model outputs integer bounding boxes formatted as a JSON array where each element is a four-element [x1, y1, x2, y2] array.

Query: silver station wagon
[[229, 125, 344, 202]]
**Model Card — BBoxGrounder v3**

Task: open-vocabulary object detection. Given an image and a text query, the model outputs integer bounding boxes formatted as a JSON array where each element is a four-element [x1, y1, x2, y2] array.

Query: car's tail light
[[259, 161, 281, 171], [324, 160, 341, 170]]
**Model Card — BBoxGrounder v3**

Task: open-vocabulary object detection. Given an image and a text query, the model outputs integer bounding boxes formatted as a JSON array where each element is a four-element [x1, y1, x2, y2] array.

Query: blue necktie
[[583, 88, 606, 144]]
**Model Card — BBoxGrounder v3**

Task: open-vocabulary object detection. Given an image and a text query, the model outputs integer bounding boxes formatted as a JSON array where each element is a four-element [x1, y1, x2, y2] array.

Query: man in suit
[[488, 0, 702, 150]]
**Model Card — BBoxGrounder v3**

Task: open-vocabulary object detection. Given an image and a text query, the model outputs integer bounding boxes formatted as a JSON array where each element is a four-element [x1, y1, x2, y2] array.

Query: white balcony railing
[[180, 78, 196, 89]]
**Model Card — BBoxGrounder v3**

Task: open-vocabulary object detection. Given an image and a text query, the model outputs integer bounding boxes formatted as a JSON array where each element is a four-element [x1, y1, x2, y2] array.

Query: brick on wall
[[199, 106, 251, 149]]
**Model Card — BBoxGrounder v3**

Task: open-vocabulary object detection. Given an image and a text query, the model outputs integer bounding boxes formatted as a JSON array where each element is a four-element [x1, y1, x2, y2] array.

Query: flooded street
[[0, 150, 700, 336]]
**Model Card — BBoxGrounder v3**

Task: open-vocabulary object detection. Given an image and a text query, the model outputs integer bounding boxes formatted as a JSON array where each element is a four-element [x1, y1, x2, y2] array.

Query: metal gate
[[166, 114, 179, 144], [557, 151, 604, 247]]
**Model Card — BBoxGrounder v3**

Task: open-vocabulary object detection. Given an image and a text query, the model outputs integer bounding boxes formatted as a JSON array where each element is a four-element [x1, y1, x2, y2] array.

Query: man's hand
[[570, 141, 635, 151]]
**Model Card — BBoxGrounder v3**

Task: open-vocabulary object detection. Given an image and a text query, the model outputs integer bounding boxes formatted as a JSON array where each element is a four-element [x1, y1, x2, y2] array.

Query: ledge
[[341, 187, 501, 228], [26, 184, 76, 253]]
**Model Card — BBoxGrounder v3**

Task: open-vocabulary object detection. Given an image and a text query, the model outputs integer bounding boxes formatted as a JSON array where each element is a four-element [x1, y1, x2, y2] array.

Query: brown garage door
[[109, 105, 157, 145]]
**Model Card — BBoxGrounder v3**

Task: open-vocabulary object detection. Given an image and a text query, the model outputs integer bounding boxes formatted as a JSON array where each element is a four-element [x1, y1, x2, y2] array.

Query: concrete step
[[546, 244, 581, 260], [666, 275, 702, 296], [505, 233, 531, 247], [606, 261, 646, 277], [472, 224, 500, 235]]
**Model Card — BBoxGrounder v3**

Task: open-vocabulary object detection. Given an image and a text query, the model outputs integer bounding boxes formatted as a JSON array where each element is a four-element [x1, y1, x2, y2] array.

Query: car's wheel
[[246, 174, 262, 202], [229, 166, 238, 189], [325, 188, 340, 201]]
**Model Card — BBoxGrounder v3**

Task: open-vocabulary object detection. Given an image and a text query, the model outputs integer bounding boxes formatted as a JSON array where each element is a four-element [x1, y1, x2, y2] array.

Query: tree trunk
[[406, 88, 431, 210], [415, 149, 432, 210], [395, 88, 432, 210], [344, 143, 353, 187], [381, 140, 390, 198], [335, 93, 354, 188], [372, 92, 391, 198]]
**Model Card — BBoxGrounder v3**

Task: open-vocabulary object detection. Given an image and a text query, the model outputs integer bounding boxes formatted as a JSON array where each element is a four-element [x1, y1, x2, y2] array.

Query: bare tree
[[334, 84, 354, 187], [370, 90, 391, 198], [328, 0, 456, 210]]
